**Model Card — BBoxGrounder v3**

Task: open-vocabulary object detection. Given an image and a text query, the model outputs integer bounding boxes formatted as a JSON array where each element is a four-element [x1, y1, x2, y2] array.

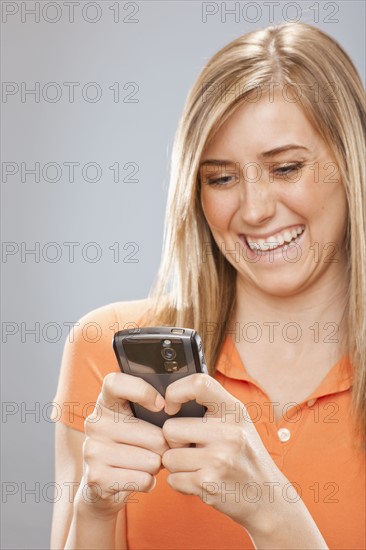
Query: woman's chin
[[243, 271, 309, 298]]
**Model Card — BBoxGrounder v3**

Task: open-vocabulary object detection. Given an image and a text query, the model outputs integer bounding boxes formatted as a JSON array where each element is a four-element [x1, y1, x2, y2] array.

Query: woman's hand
[[161, 373, 295, 537], [74, 372, 169, 520]]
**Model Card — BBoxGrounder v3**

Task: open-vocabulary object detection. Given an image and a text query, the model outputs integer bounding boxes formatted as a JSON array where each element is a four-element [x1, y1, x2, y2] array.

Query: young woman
[[51, 21, 366, 549]]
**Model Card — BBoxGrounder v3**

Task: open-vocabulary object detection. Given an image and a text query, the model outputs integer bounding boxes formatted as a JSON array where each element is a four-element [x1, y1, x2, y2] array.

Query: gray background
[[1, 1, 365, 548]]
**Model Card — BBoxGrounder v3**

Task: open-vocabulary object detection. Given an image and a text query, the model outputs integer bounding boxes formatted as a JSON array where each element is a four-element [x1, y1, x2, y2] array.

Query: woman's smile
[[239, 223, 306, 262]]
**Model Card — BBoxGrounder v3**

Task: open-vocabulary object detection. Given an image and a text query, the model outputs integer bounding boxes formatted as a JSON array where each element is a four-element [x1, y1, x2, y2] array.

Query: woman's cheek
[[201, 190, 239, 230], [278, 180, 319, 217]]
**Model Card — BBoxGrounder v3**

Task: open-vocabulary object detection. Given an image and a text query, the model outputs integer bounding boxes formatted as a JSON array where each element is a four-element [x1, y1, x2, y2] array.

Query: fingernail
[[155, 394, 165, 409]]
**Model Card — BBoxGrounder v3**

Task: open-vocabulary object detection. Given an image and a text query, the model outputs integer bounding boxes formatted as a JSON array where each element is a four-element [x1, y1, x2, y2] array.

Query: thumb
[[164, 373, 241, 417]]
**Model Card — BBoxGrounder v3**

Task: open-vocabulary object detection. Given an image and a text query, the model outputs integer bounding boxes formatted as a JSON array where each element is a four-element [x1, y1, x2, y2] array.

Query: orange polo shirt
[[52, 302, 366, 549]]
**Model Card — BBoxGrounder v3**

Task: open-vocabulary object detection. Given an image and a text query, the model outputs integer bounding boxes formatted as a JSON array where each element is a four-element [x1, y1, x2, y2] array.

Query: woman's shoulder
[[53, 299, 153, 429], [63, 298, 153, 357], [75, 297, 152, 336]]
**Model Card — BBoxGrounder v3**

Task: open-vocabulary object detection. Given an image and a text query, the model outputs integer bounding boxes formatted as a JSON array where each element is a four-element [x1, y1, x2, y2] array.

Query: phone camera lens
[[161, 347, 176, 360]]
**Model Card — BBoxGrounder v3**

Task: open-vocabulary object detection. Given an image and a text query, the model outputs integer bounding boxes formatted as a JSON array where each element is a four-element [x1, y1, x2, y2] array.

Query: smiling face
[[199, 89, 348, 297]]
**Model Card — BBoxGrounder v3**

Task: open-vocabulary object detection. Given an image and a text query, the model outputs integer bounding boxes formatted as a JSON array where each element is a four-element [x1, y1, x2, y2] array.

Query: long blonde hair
[[145, 22, 366, 446]]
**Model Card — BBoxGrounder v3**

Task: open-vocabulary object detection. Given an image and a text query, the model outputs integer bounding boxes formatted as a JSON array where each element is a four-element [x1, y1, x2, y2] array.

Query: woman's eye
[[206, 175, 236, 186], [204, 163, 305, 185], [273, 162, 304, 176]]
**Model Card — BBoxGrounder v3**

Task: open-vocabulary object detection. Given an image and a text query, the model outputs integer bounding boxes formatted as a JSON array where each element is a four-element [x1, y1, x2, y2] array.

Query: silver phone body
[[112, 327, 208, 427]]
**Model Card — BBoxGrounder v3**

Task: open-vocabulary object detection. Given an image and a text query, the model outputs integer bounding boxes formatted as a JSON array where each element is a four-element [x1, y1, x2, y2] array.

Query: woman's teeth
[[246, 225, 305, 252]]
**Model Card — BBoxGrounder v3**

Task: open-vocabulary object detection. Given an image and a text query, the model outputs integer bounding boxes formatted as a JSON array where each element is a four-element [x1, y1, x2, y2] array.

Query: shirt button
[[307, 398, 317, 407], [277, 428, 291, 442]]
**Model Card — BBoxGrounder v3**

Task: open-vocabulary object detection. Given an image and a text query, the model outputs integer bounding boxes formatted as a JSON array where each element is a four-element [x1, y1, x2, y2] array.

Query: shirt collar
[[215, 335, 353, 400]]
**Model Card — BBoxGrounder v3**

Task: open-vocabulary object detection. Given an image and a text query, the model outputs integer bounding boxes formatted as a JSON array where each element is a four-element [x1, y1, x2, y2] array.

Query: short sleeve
[[51, 300, 148, 432]]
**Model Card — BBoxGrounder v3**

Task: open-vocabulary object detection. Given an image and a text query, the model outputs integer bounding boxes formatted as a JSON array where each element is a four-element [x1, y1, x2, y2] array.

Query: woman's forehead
[[201, 95, 321, 160]]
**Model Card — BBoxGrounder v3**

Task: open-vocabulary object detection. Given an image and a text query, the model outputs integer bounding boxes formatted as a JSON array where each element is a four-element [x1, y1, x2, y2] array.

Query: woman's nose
[[238, 168, 276, 225]]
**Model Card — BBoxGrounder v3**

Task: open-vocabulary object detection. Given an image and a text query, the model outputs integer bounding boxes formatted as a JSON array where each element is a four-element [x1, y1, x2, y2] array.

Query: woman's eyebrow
[[199, 159, 235, 168], [259, 144, 310, 158], [199, 144, 310, 168]]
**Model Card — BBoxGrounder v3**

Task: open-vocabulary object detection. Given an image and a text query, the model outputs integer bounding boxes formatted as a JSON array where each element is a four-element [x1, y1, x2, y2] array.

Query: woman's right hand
[[73, 372, 169, 520]]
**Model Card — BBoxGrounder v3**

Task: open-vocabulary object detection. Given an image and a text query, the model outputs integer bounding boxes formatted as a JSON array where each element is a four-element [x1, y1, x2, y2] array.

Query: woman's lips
[[239, 225, 306, 262]]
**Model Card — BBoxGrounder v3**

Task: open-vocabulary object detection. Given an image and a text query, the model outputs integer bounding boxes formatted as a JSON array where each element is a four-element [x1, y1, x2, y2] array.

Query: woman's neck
[[232, 268, 349, 366]]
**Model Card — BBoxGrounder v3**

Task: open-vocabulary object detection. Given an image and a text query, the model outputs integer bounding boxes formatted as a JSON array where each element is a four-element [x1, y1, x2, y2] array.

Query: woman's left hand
[[161, 373, 295, 536]]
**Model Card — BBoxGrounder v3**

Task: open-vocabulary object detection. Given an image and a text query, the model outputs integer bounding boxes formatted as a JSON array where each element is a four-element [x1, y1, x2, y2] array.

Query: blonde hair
[[145, 22, 366, 447]]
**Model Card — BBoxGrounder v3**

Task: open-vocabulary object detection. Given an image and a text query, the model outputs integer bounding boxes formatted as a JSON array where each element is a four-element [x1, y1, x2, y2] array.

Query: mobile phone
[[112, 327, 208, 427]]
